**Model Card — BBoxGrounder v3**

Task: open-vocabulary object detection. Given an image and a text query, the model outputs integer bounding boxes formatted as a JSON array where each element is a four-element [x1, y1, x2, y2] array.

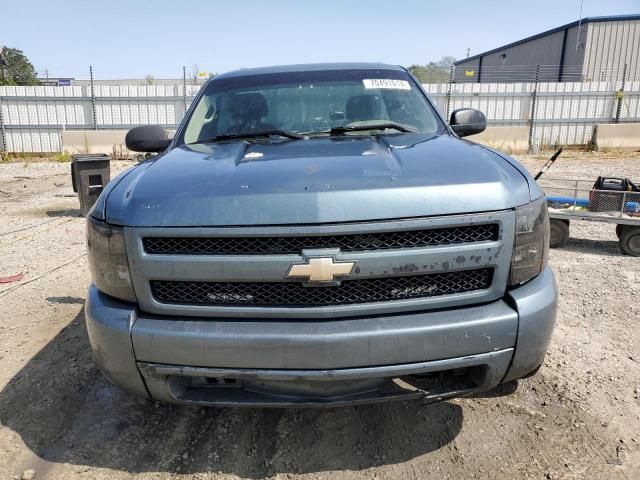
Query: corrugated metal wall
[[454, 18, 638, 83], [453, 58, 481, 82], [479, 30, 565, 71], [455, 30, 568, 83], [559, 25, 586, 80], [583, 19, 640, 81], [0, 84, 201, 152]]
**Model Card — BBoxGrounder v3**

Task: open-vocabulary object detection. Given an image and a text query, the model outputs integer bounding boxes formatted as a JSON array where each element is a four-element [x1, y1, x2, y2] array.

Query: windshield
[[178, 68, 444, 145]]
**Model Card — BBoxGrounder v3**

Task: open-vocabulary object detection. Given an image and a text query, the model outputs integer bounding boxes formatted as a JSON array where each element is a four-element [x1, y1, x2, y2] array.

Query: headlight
[[509, 196, 550, 286], [86, 216, 136, 302]]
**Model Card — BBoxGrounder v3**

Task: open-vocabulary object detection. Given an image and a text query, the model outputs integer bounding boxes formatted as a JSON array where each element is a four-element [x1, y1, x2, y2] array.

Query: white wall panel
[[0, 81, 637, 152]]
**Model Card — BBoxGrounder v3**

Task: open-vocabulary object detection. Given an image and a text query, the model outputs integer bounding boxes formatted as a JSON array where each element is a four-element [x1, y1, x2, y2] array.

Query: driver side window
[[183, 96, 217, 143]]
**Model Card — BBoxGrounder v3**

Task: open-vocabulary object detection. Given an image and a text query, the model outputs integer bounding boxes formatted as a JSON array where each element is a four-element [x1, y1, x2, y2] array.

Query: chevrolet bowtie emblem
[[287, 257, 355, 283]]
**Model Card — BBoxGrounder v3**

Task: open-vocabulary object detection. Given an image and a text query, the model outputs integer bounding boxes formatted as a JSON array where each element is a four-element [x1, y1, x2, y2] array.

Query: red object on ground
[[0, 273, 25, 283]]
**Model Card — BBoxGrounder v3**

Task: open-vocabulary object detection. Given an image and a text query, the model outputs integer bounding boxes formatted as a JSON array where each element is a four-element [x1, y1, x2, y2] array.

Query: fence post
[[528, 65, 540, 153], [182, 66, 187, 116], [445, 65, 454, 120], [615, 63, 627, 123], [0, 93, 6, 153], [89, 65, 97, 130]]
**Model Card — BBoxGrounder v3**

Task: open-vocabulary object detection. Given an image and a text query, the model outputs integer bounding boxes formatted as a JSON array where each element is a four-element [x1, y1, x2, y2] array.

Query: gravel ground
[[0, 151, 639, 480]]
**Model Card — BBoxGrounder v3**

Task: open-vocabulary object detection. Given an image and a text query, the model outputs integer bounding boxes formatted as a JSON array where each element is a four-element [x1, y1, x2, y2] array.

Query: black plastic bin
[[589, 177, 640, 213], [71, 154, 111, 216]]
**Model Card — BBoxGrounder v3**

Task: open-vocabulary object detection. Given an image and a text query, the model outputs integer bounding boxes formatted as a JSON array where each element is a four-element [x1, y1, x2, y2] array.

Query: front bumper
[[84, 267, 557, 407]]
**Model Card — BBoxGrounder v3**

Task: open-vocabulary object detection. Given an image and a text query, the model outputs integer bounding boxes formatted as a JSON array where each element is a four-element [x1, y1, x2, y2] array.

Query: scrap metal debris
[[0, 273, 24, 284]]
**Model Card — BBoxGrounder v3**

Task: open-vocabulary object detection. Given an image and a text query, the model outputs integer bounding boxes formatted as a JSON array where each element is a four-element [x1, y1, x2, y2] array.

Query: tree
[[190, 64, 199, 85], [407, 56, 457, 84], [0, 47, 39, 86]]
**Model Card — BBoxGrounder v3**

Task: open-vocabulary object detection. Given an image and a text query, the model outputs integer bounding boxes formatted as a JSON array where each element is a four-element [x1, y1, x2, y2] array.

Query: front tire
[[549, 219, 570, 248]]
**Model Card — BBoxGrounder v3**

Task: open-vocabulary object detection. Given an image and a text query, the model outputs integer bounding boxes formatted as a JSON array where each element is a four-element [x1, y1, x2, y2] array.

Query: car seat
[[227, 92, 273, 133], [345, 95, 380, 123]]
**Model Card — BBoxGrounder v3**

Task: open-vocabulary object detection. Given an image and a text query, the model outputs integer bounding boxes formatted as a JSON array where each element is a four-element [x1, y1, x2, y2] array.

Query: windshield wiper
[[328, 121, 417, 136], [191, 129, 304, 144]]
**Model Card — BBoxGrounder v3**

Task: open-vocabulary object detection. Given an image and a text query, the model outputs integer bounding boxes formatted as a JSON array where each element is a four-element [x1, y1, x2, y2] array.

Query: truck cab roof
[[214, 62, 406, 80]]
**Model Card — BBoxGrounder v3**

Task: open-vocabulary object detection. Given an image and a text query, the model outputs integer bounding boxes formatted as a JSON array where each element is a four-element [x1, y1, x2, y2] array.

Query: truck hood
[[105, 133, 532, 226]]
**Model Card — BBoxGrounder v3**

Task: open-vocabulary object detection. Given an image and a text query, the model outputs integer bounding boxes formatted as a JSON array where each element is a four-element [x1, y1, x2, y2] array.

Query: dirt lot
[[0, 151, 639, 480]]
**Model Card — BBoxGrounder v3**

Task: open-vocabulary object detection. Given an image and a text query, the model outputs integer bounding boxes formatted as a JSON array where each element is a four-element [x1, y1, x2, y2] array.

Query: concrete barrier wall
[[59, 126, 530, 158], [466, 126, 530, 153], [61, 130, 175, 158], [62, 130, 129, 156], [56, 123, 640, 156], [592, 123, 640, 151]]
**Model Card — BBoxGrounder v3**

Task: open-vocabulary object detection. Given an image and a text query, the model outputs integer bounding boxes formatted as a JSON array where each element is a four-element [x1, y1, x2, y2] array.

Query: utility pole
[[0, 47, 7, 84], [182, 66, 187, 114], [575, 0, 584, 50], [89, 66, 97, 130], [528, 65, 541, 153]]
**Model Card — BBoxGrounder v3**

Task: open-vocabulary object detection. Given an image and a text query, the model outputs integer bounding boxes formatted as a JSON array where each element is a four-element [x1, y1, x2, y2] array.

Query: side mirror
[[449, 108, 487, 137], [125, 125, 171, 153]]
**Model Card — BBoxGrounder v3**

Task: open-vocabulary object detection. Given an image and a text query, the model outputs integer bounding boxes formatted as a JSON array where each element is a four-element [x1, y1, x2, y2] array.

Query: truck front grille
[[150, 268, 493, 307], [143, 224, 499, 256]]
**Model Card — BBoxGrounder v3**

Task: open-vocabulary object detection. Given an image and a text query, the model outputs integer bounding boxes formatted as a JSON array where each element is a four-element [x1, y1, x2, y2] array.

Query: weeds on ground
[[0, 153, 57, 163], [112, 144, 132, 161], [524, 149, 640, 163], [53, 151, 72, 162]]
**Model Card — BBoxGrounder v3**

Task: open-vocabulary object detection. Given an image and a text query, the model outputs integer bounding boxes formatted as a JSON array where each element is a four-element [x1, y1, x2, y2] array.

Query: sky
[[1, 0, 638, 80]]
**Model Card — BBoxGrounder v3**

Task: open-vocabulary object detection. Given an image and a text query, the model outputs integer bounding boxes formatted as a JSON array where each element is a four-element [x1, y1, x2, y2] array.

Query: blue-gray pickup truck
[[85, 63, 557, 407]]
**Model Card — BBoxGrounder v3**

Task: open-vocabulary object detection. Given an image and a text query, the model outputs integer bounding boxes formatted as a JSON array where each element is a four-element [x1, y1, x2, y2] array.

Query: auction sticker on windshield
[[363, 79, 411, 90]]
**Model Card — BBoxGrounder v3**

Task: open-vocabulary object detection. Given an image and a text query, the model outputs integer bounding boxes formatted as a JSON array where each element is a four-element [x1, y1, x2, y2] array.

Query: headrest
[[346, 95, 379, 122], [229, 92, 269, 120]]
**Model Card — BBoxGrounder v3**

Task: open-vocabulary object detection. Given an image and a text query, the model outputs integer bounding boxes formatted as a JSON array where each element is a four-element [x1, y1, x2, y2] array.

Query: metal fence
[[0, 65, 638, 153], [450, 64, 630, 84], [540, 177, 640, 223], [426, 80, 639, 149], [0, 82, 201, 153], [412, 64, 631, 84], [426, 64, 638, 149]]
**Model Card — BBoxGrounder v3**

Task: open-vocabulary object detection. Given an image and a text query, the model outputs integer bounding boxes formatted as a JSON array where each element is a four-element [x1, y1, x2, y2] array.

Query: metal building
[[454, 15, 640, 82]]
